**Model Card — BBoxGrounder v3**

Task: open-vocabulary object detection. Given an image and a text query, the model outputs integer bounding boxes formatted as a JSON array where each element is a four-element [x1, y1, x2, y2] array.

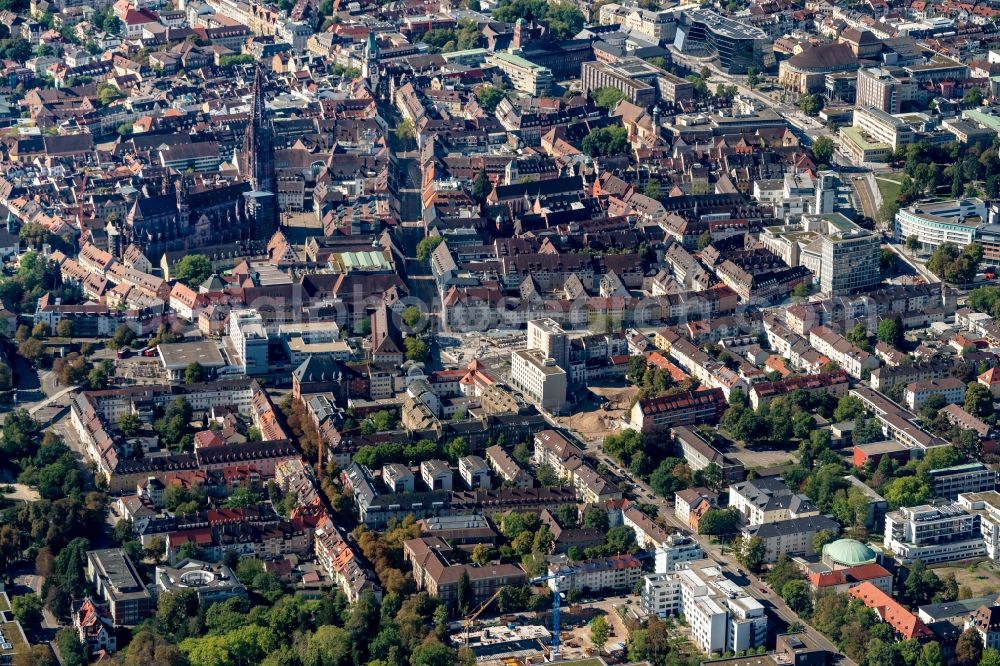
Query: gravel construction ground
[[557, 386, 638, 443], [725, 448, 800, 469], [931, 560, 1000, 597]]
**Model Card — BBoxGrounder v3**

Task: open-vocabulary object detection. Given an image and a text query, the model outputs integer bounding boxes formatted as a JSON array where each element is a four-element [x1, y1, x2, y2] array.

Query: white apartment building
[[458, 456, 490, 489], [809, 326, 879, 379], [904, 377, 966, 410], [420, 459, 452, 491], [641, 559, 766, 655], [894, 198, 987, 251], [641, 573, 683, 618], [548, 554, 642, 594], [382, 463, 414, 493], [485, 53, 553, 95], [654, 534, 705, 572], [959, 491, 1000, 561], [884, 502, 986, 564], [228, 309, 269, 375], [509, 348, 568, 414], [728, 477, 819, 526]]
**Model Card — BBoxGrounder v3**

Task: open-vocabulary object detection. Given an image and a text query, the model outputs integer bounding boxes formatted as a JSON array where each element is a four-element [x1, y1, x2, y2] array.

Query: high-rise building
[[856, 67, 912, 114], [526, 318, 568, 370], [813, 213, 881, 295]]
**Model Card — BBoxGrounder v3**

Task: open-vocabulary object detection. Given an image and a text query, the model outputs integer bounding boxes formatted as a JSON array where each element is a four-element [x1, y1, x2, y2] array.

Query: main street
[[545, 415, 857, 666]]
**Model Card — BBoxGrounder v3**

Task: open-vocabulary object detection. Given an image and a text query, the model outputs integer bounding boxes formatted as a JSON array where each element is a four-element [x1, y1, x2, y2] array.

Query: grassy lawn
[[875, 175, 903, 204], [931, 560, 1000, 597]]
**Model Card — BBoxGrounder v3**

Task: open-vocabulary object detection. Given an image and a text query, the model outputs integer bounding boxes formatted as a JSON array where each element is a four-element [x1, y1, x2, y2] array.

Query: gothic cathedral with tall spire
[[241, 66, 278, 239]]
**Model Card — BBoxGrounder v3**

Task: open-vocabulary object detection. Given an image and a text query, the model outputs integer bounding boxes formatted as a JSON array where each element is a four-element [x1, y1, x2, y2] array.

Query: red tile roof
[[809, 563, 892, 588], [850, 582, 935, 639]]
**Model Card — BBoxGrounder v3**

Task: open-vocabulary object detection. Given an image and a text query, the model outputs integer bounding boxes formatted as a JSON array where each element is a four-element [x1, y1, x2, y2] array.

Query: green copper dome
[[822, 539, 877, 566]]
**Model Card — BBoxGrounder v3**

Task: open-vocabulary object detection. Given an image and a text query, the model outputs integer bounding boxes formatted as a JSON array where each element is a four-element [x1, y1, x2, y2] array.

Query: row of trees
[[926, 242, 982, 285], [809, 589, 985, 666], [491, 0, 584, 40], [720, 387, 843, 448]]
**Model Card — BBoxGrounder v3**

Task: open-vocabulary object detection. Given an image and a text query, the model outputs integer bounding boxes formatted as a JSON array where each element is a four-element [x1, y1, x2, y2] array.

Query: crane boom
[[463, 587, 505, 647]]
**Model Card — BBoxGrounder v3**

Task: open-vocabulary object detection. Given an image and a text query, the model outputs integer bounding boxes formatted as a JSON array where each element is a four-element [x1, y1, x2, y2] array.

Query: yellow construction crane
[[463, 588, 505, 647]]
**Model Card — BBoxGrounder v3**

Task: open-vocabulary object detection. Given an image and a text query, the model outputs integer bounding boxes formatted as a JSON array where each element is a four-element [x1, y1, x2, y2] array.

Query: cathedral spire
[[244, 67, 275, 197], [242, 66, 278, 237]]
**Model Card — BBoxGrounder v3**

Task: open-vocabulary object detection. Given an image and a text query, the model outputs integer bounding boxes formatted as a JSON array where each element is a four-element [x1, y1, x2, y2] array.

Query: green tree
[[543, 2, 584, 39], [963, 87, 984, 107], [184, 362, 206, 384], [965, 382, 994, 418], [97, 82, 125, 106], [884, 476, 931, 509], [781, 579, 813, 615], [11, 593, 43, 627], [56, 628, 88, 666], [584, 506, 609, 532], [471, 167, 491, 204], [813, 529, 837, 553], [173, 254, 213, 286], [1, 409, 40, 458], [156, 589, 198, 638], [590, 616, 611, 648], [395, 120, 417, 149], [55, 318, 74, 337], [879, 198, 901, 227], [405, 337, 429, 362], [416, 236, 444, 262], [747, 66, 761, 89], [733, 535, 766, 572], [456, 570, 473, 615], [112, 323, 137, 349], [118, 412, 142, 437], [471, 544, 493, 566], [592, 86, 626, 110], [845, 322, 872, 352], [475, 86, 506, 113], [697, 231, 713, 250], [927, 242, 981, 285], [812, 136, 834, 165], [833, 395, 865, 422], [798, 93, 825, 116], [582, 125, 629, 157], [877, 317, 904, 348], [698, 508, 740, 535], [980, 648, 1000, 666], [302, 625, 351, 666], [401, 305, 427, 332], [411, 640, 456, 666]]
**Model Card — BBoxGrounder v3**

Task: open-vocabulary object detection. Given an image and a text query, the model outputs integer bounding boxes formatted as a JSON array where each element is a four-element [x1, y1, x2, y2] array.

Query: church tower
[[242, 67, 277, 238], [362, 30, 380, 80]]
